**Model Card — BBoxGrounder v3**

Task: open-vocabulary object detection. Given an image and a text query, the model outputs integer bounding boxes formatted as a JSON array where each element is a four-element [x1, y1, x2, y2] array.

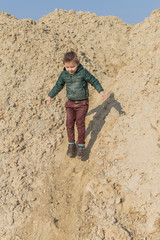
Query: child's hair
[[63, 51, 79, 64]]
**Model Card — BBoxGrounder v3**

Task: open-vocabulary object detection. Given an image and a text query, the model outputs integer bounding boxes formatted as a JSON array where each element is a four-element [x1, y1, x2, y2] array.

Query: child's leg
[[75, 101, 88, 145], [66, 107, 76, 143]]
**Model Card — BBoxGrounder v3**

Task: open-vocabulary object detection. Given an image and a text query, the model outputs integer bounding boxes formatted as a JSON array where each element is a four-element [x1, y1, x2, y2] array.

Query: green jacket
[[48, 64, 104, 101]]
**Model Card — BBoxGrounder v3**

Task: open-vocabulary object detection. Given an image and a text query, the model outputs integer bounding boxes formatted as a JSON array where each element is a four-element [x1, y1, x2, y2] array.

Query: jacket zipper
[[70, 74, 73, 83]]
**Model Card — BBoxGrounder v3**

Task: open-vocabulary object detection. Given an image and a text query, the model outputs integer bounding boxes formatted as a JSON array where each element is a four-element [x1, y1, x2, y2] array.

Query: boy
[[45, 51, 109, 160]]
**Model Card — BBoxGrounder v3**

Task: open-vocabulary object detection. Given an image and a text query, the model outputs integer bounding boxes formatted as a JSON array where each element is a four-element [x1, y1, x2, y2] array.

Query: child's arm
[[85, 69, 109, 100], [44, 73, 65, 104]]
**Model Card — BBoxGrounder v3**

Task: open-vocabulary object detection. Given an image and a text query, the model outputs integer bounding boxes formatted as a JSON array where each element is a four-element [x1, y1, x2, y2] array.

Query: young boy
[[45, 51, 109, 160]]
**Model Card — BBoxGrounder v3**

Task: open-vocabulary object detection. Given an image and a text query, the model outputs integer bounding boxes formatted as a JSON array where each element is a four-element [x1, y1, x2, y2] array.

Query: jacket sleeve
[[84, 69, 104, 93], [48, 73, 65, 98]]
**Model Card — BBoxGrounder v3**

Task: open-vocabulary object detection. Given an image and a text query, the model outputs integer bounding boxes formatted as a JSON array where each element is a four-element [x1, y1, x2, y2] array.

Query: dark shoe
[[77, 146, 85, 160], [66, 144, 76, 158]]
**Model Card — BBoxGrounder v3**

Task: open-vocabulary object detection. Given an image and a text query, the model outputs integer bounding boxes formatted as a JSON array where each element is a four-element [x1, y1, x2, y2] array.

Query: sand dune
[[0, 9, 160, 239]]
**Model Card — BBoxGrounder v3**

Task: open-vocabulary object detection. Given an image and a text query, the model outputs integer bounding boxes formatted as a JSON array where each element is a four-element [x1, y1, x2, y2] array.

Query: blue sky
[[1, 0, 160, 24]]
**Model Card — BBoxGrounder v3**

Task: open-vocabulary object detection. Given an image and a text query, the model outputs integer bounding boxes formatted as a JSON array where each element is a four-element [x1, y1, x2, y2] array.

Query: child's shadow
[[84, 92, 126, 161]]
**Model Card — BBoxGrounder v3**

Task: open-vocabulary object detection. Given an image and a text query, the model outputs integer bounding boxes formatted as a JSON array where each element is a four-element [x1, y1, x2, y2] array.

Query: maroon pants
[[65, 99, 89, 145]]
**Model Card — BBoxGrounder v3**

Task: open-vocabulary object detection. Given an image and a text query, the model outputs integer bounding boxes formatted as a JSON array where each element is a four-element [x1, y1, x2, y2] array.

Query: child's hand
[[100, 91, 110, 100], [44, 96, 51, 104]]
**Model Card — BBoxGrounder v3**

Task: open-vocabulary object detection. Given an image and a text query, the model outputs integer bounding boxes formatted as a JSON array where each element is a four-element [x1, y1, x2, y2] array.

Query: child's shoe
[[77, 145, 85, 160], [66, 143, 76, 158]]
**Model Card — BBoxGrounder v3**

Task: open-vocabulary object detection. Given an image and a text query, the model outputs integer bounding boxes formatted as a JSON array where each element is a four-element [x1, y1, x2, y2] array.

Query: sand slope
[[0, 9, 160, 240]]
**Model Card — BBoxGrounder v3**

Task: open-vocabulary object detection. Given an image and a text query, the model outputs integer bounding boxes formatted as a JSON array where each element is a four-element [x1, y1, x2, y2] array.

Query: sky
[[1, 0, 160, 24]]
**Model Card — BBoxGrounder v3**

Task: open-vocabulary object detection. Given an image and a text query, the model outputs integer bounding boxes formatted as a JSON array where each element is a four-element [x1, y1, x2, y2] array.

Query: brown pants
[[65, 99, 89, 145]]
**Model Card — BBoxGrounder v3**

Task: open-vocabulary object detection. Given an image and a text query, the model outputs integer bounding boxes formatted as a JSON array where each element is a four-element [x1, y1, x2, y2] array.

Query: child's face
[[64, 61, 79, 75]]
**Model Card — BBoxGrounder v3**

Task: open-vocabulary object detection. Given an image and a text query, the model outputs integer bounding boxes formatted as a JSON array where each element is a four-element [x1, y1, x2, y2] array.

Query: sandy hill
[[0, 9, 160, 240]]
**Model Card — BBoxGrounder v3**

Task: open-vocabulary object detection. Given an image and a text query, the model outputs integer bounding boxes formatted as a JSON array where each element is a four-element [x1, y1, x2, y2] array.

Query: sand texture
[[0, 9, 160, 240]]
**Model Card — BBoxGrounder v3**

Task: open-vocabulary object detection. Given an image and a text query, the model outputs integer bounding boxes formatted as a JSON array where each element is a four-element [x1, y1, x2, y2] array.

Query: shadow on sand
[[83, 93, 126, 161]]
